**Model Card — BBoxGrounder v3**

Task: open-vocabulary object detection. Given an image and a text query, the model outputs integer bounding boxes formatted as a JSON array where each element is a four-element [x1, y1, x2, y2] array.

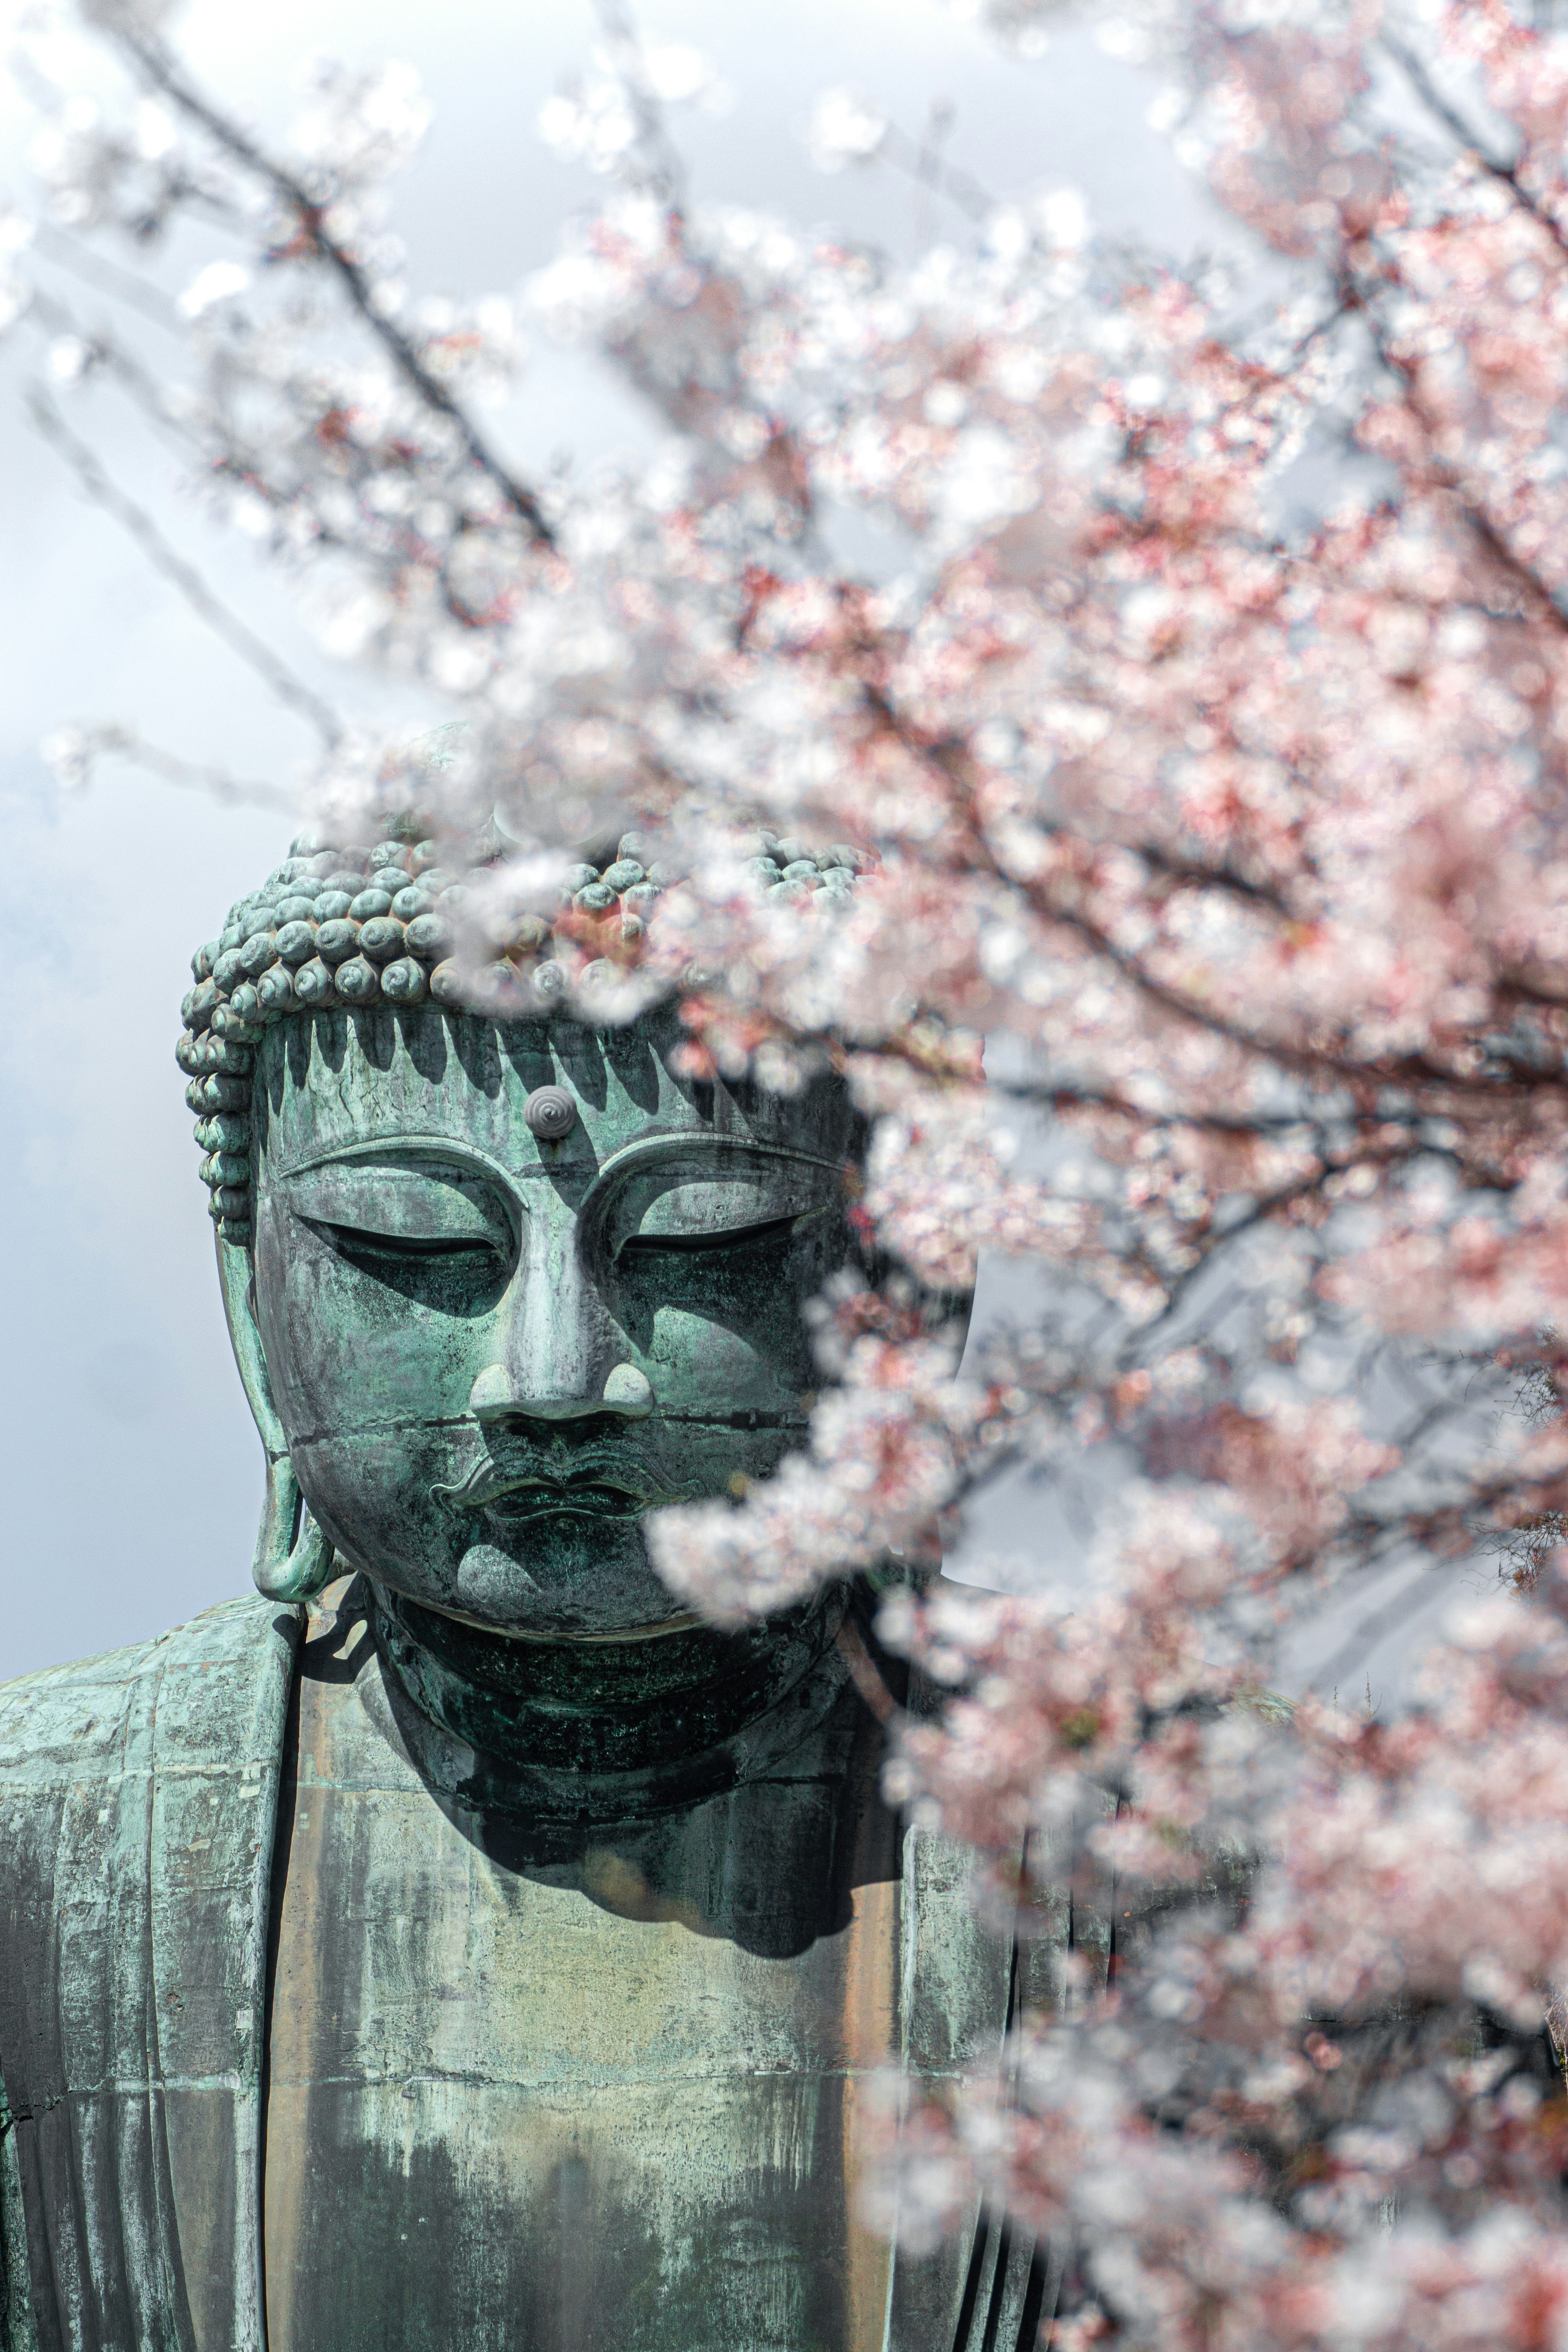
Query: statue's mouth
[[477, 1475, 649, 1522], [432, 1455, 656, 1518]]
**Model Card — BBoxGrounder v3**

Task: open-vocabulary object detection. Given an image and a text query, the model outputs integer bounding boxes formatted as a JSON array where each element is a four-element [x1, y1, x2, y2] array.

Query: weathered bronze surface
[[0, 979, 1096, 2351]]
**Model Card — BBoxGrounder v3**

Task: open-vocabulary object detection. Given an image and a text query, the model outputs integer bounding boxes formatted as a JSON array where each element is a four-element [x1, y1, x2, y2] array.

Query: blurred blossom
[[290, 55, 431, 183], [537, 85, 639, 172], [47, 333, 89, 380], [803, 84, 889, 169], [644, 42, 730, 109], [175, 259, 249, 318], [38, 725, 96, 791]]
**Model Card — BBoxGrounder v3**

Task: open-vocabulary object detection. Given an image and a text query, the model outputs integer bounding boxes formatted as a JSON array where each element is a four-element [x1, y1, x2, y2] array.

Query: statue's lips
[[433, 1457, 654, 1519], [479, 1477, 648, 1523]]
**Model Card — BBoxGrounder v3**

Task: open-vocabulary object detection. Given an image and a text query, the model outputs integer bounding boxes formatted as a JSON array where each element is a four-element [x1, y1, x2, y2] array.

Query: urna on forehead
[[253, 1003, 857, 1172]]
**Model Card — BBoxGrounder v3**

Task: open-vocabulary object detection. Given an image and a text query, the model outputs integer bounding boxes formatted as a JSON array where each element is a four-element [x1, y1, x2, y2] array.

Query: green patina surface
[[0, 973, 1100, 2351]]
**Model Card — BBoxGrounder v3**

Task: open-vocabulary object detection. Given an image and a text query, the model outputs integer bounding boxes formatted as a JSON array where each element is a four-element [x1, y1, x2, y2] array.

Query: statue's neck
[[368, 1577, 854, 1817]]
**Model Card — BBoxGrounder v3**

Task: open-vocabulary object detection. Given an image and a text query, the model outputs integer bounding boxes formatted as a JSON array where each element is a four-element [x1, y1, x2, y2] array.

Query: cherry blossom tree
[[14, 0, 1568, 2338]]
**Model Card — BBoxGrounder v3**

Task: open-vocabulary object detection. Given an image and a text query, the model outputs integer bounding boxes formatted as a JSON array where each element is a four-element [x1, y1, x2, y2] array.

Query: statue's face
[[249, 1008, 855, 1637]]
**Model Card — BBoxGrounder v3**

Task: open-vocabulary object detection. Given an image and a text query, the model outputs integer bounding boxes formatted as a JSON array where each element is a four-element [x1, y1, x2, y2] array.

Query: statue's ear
[[216, 1231, 334, 1604], [216, 1229, 287, 1452]]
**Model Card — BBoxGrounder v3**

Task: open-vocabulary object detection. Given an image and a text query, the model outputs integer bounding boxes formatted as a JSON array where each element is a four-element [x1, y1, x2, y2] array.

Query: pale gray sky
[[0, 0, 1468, 1694]]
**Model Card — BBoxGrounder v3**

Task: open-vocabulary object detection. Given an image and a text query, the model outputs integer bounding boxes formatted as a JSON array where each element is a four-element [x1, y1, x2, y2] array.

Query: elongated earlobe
[[253, 1450, 334, 1603], [217, 1232, 333, 1602]]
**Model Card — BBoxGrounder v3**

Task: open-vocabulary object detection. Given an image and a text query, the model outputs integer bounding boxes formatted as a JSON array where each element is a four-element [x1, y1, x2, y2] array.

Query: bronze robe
[[0, 1596, 1062, 2352]]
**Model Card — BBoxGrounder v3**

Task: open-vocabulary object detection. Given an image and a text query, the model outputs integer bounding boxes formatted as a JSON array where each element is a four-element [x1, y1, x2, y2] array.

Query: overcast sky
[[0, 0, 1470, 1693]]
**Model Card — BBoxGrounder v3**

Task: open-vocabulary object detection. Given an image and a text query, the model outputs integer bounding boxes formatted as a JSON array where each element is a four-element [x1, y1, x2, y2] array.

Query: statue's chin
[[444, 1527, 690, 1641], [302, 1469, 691, 1638]]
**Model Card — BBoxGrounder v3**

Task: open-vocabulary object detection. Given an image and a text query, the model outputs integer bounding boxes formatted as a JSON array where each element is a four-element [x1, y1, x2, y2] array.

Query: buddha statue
[[0, 821, 1079, 2352]]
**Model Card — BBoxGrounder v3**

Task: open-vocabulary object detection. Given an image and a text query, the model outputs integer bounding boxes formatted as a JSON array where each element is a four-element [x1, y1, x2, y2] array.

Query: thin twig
[[878, 120, 996, 229], [51, 722, 296, 811], [993, 1079, 1344, 1138], [33, 225, 183, 330], [590, 0, 688, 209], [29, 385, 345, 750], [28, 286, 201, 459]]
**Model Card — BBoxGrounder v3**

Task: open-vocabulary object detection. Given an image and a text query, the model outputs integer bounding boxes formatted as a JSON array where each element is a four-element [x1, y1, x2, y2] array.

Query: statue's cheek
[[288, 1425, 468, 1590], [640, 1305, 809, 1410], [256, 1216, 498, 1439]]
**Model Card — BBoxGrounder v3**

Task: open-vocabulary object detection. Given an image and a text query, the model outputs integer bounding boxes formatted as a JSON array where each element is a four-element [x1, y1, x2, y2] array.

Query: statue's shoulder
[[0, 1597, 300, 2352], [0, 1592, 302, 1801]]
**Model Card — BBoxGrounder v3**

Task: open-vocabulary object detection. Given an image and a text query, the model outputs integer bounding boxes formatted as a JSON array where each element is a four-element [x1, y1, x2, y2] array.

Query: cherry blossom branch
[[113, 26, 558, 550], [829, 683, 1559, 1102], [978, 800, 1564, 1100], [1382, 31, 1568, 268]]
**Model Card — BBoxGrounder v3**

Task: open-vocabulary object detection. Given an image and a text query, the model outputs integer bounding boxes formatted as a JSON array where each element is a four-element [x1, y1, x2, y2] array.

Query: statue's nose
[[468, 1363, 653, 1423], [470, 1201, 653, 1424]]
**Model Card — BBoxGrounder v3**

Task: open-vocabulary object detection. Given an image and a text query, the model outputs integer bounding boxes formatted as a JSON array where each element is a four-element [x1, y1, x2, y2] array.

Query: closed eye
[[617, 1214, 802, 1261], [306, 1218, 509, 1268]]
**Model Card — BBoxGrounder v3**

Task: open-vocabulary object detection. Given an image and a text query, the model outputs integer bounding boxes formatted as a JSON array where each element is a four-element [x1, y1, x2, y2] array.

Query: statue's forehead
[[254, 1010, 848, 1176]]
